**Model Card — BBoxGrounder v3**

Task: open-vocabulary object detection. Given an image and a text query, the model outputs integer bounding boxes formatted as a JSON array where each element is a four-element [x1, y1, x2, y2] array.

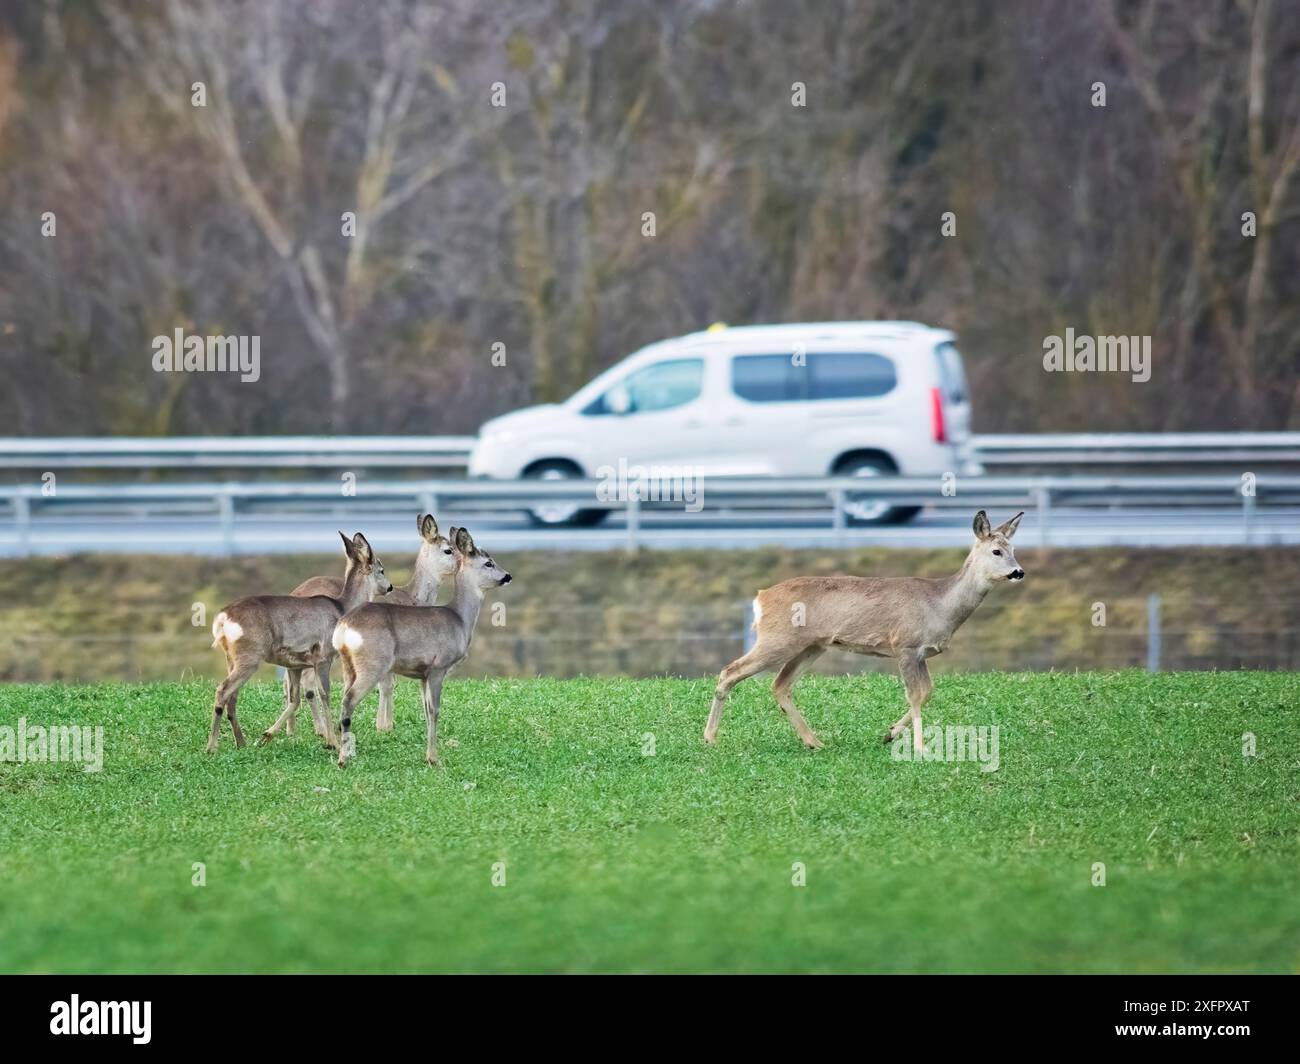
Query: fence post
[[1146, 593, 1162, 672], [625, 491, 640, 553], [743, 599, 756, 653], [14, 495, 31, 557], [1242, 487, 1255, 546]]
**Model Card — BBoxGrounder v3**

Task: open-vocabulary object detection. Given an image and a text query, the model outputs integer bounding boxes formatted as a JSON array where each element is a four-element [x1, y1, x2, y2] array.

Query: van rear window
[[731, 352, 897, 402]]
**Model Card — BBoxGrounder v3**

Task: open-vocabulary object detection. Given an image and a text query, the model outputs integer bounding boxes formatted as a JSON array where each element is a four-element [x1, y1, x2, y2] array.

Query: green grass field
[[0, 670, 1296, 973]]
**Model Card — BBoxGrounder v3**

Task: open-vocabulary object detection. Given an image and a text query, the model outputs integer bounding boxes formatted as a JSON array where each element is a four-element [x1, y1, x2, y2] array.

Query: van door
[[578, 357, 710, 472], [718, 350, 901, 475]]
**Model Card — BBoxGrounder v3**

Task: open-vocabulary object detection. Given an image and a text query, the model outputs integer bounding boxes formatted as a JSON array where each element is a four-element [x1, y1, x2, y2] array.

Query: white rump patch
[[751, 597, 763, 627], [333, 625, 364, 652], [212, 613, 243, 644]]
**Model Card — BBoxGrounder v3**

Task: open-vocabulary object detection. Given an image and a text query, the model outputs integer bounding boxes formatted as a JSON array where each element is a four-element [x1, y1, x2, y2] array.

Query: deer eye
[[992, 549, 1002, 556], [443, 548, 453, 555]]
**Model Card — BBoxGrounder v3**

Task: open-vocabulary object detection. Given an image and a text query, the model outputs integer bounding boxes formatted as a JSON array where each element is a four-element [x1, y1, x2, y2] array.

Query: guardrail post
[[217, 493, 235, 556], [1035, 486, 1051, 547], [831, 487, 846, 546], [1242, 487, 1255, 545], [14, 495, 31, 557], [420, 491, 437, 518], [626, 492, 640, 553], [1146, 593, 1162, 672], [743, 599, 756, 653]]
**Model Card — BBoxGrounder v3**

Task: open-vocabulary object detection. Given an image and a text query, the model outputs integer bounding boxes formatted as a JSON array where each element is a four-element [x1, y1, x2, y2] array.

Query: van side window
[[731, 352, 897, 402], [582, 358, 704, 415]]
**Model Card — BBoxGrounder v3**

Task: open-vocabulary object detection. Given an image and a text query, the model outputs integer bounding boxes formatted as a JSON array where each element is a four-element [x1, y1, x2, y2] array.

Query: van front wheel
[[523, 461, 608, 528], [833, 455, 920, 526]]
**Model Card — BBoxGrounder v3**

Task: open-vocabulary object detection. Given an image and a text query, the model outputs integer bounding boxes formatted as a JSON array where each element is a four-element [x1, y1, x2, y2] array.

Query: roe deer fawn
[[284, 513, 457, 736], [331, 526, 511, 768], [704, 510, 1025, 752], [207, 532, 392, 753]]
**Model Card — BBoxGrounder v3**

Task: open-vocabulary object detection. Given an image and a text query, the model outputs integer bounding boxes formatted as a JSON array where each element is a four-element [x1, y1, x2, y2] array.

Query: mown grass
[[0, 670, 1296, 973]]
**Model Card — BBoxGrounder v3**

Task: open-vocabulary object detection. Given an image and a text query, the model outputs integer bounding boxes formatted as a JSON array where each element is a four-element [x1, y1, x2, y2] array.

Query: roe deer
[[207, 532, 392, 753], [331, 526, 511, 768], [704, 510, 1025, 752], [284, 513, 457, 736]]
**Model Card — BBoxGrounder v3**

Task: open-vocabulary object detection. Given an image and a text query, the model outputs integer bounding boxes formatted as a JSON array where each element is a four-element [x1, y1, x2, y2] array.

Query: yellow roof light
[[705, 321, 728, 333]]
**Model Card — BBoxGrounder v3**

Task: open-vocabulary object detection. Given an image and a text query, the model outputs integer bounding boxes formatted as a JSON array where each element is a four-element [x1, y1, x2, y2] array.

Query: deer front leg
[[315, 658, 338, 752], [421, 670, 445, 765], [897, 652, 933, 754]]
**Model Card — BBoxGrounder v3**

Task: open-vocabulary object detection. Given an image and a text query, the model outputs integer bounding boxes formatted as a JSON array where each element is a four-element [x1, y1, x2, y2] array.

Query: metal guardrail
[[2, 473, 1296, 554], [0, 436, 479, 469], [1, 432, 1297, 470], [973, 432, 1300, 465]]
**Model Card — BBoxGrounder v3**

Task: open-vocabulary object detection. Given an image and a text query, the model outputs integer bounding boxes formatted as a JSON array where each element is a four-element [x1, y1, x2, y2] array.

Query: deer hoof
[[802, 734, 824, 750], [256, 732, 273, 747], [881, 730, 896, 745]]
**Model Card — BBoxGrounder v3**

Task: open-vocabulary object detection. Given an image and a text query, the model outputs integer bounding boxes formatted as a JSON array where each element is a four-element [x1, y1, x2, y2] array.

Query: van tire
[[523, 460, 608, 528], [832, 454, 921, 526]]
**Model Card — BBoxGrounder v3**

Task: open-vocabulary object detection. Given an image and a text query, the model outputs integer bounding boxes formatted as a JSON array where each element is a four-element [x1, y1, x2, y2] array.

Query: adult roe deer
[[284, 513, 457, 736], [704, 510, 1025, 752], [331, 526, 511, 768], [207, 532, 392, 753]]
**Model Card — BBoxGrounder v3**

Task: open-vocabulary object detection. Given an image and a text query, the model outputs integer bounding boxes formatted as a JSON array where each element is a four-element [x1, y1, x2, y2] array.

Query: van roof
[[672, 321, 956, 347]]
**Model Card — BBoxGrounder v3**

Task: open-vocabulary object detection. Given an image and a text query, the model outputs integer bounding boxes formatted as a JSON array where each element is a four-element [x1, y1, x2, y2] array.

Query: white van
[[468, 321, 982, 525]]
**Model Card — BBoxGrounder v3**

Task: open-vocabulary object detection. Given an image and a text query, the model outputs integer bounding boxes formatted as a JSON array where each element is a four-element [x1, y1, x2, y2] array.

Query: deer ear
[[351, 532, 373, 563], [973, 510, 991, 539], [453, 527, 474, 554], [419, 513, 438, 541], [996, 511, 1024, 539], [339, 531, 355, 558]]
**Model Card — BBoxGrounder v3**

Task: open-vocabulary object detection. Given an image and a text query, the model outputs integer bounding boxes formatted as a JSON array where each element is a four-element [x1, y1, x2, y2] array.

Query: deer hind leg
[[376, 672, 396, 732], [897, 653, 934, 754], [772, 644, 826, 750], [335, 654, 382, 767], [259, 668, 303, 745], [704, 641, 789, 745], [208, 654, 258, 753]]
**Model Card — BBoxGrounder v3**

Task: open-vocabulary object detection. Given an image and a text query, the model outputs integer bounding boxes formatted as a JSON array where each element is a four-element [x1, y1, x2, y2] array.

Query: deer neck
[[402, 545, 441, 605], [447, 569, 488, 641], [337, 564, 369, 613], [938, 553, 991, 636]]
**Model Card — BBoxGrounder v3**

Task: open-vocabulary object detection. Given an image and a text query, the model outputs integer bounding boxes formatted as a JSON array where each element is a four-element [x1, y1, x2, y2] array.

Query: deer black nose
[[500, 573, 512, 584], [1009, 569, 1025, 580]]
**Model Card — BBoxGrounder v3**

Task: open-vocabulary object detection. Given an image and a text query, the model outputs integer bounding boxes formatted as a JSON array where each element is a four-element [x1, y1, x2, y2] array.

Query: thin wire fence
[[3, 597, 1299, 683]]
